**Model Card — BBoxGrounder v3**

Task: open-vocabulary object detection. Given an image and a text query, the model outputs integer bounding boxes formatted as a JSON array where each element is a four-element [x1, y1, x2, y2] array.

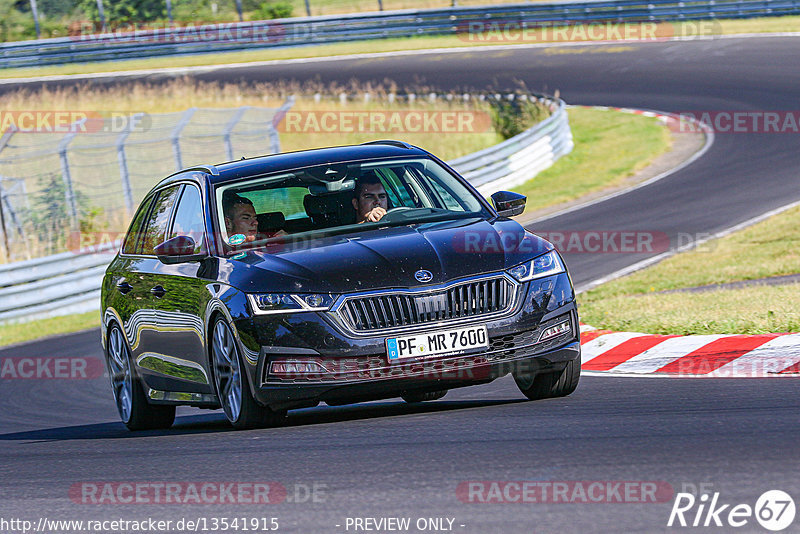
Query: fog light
[[538, 320, 571, 343], [270, 359, 329, 378]]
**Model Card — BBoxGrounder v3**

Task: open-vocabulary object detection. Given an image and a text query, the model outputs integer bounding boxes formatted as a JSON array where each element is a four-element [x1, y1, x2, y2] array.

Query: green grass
[[579, 205, 800, 334], [0, 310, 100, 347], [3, 15, 800, 80], [518, 107, 672, 213]]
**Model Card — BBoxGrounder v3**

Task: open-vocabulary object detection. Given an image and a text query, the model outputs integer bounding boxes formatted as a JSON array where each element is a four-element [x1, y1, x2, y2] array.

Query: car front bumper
[[233, 274, 580, 410]]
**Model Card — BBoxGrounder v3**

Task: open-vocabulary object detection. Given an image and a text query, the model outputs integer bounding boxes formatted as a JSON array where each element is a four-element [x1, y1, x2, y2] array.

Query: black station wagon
[[101, 141, 581, 430]]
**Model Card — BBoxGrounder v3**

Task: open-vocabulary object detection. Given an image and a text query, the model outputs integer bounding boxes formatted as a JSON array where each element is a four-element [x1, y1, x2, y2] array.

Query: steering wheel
[[379, 206, 414, 221], [385, 206, 414, 214]]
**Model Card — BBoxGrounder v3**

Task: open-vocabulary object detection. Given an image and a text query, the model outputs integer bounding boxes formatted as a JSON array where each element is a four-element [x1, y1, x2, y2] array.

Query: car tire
[[211, 317, 287, 430], [513, 358, 580, 400], [106, 323, 176, 431], [401, 390, 448, 403]]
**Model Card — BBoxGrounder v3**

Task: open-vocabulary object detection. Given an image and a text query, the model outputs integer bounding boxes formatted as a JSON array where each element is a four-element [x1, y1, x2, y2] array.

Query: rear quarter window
[[122, 196, 154, 255], [140, 185, 182, 255]]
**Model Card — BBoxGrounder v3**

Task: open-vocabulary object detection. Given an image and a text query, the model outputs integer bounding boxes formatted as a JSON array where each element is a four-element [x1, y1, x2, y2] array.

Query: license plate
[[386, 325, 488, 362]]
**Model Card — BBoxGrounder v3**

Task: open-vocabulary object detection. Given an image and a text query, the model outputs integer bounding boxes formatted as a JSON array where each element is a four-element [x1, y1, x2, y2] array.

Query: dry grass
[[0, 79, 504, 160]]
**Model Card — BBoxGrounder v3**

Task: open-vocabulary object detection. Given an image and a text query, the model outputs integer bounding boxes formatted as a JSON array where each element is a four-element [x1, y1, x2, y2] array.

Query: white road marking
[[706, 334, 800, 377], [609, 335, 725, 374]]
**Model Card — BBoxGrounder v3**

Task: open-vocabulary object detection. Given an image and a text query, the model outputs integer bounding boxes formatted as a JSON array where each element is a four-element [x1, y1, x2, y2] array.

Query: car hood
[[219, 217, 552, 293]]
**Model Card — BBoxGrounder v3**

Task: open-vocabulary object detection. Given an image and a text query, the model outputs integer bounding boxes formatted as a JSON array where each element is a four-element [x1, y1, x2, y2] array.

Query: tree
[[78, 0, 166, 24]]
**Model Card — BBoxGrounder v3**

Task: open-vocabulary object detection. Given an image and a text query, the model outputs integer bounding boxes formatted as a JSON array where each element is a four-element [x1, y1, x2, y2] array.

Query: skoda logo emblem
[[415, 270, 434, 283]]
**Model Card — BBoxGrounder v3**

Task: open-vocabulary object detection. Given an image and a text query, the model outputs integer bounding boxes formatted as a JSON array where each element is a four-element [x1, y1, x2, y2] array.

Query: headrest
[[303, 194, 345, 216], [257, 211, 285, 232]]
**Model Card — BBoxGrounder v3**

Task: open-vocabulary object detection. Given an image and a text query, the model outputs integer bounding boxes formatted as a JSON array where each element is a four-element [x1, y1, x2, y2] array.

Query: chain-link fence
[[0, 98, 294, 262]]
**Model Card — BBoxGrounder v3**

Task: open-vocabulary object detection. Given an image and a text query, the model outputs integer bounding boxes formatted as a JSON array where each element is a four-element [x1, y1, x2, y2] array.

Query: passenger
[[352, 173, 389, 223], [223, 192, 287, 243], [223, 193, 258, 241]]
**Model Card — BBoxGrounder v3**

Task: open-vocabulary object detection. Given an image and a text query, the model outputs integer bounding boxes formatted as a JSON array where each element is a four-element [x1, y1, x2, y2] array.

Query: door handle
[[150, 285, 166, 298], [116, 281, 133, 295]]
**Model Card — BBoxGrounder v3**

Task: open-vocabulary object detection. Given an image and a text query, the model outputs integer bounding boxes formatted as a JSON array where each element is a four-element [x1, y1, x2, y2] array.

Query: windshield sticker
[[228, 234, 247, 246]]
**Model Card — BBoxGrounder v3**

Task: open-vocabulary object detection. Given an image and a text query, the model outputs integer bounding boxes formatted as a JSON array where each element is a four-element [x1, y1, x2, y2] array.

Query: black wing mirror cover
[[490, 191, 527, 217]]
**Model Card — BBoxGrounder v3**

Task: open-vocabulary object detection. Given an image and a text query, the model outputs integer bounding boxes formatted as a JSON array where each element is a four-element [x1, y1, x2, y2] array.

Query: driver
[[352, 173, 389, 223]]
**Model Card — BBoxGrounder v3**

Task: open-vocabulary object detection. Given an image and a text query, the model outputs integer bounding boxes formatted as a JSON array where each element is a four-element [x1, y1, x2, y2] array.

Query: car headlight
[[247, 293, 336, 314], [507, 250, 565, 282]]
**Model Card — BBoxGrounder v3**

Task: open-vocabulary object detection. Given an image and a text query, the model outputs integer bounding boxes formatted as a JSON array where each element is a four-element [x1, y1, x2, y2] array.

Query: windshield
[[214, 157, 489, 254]]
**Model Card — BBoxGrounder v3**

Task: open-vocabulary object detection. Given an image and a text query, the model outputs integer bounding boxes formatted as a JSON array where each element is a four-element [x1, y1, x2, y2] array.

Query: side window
[[122, 196, 154, 255], [376, 167, 416, 207], [140, 185, 181, 255], [429, 180, 466, 211], [169, 185, 206, 254]]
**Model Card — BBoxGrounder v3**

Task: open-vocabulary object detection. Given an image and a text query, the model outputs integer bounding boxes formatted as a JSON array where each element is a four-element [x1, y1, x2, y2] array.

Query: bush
[[0, 0, 37, 41], [489, 98, 550, 140], [78, 0, 166, 23], [254, 1, 293, 20]]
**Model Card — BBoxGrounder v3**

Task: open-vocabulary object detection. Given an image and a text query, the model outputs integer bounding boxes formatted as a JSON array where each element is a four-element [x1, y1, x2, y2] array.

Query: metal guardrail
[[0, 95, 572, 324], [0, 242, 115, 323], [0, 100, 294, 263], [451, 97, 573, 195], [2, 0, 798, 69]]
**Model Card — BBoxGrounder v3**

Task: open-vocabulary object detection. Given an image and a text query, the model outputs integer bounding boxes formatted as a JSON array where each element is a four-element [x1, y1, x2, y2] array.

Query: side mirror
[[154, 235, 206, 264], [490, 191, 527, 217]]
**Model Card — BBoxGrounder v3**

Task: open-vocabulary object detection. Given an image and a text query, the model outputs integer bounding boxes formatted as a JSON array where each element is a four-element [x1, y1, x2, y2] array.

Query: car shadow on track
[[0, 398, 527, 442]]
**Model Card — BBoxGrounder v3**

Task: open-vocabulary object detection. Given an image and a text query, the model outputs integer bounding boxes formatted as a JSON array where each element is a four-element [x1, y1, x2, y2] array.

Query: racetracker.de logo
[[0, 357, 104, 380], [70, 482, 288, 505], [451, 230, 670, 254], [70, 21, 285, 44], [277, 110, 493, 134], [456, 20, 721, 43], [1, 111, 149, 134], [457, 481, 674, 503], [674, 111, 800, 134]]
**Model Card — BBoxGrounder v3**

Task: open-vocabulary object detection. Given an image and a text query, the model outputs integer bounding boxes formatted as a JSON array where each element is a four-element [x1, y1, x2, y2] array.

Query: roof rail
[[186, 164, 220, 176], [361, 140, 414, 149]]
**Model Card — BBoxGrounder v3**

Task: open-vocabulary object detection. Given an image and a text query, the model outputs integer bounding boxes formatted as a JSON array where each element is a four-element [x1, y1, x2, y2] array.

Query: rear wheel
[[401, 389, 448, 403], [211, 318, 286, 429], [513, 359, 580, 400], [106, 324, 175, 431]]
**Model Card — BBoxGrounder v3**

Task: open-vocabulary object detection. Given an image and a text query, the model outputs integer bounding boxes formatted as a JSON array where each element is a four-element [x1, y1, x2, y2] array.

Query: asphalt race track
[[2, 37, 799, 533]]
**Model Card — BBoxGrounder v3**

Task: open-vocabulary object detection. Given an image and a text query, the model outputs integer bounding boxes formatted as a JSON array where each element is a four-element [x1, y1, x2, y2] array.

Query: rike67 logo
[[668, 490, 795, 531]]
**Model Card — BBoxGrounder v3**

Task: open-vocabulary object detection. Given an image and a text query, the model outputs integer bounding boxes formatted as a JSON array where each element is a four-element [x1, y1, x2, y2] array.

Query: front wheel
[[513, 359, 580, 400], [211, 318, 286, 430], [106, 324, 175, 431]]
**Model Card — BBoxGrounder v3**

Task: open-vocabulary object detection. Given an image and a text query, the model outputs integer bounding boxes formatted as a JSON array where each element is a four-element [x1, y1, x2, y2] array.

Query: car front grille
[[337, 276, 516, 333]]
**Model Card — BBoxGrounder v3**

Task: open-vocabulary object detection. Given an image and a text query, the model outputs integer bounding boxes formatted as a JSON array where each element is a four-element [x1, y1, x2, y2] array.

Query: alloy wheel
[[107, 326, 133, 422], [212, 320, 243, 422]]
